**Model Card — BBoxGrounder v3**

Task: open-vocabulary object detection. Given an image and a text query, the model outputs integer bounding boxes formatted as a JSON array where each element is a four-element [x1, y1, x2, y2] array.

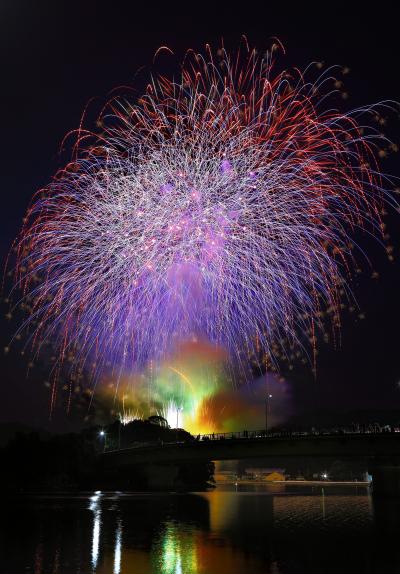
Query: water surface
[[1, 484, 400, 573]]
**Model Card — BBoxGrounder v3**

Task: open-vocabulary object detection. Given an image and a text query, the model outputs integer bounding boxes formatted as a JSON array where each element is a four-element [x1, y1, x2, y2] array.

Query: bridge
[[101, 429, 400, 496]]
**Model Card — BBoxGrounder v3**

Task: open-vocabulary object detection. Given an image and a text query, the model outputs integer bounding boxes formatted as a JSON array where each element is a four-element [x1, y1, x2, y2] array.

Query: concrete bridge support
[[369, 458, 400, 498], [142, 464, 180, 490]]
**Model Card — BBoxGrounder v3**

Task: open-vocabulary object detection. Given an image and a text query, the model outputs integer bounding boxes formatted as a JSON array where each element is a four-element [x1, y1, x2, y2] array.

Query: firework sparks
[[11, 43, 396, 394], [109, 341, 292, 435]]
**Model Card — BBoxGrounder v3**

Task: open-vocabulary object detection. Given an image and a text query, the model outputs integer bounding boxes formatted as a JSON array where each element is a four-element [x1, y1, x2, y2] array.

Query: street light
[[265, 394, 272, 434], [99, 430, 107, 452]]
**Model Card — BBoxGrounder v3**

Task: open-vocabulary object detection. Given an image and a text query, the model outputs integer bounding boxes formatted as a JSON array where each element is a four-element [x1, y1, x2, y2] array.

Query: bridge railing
[[197, 430, 266, 441], [196, 426, 399, 442], [103, 425, 400, 453], [197, 430, 339, 442]]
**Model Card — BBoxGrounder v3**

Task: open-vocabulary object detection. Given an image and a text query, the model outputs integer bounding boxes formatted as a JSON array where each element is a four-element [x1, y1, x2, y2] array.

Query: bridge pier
[[142, 464, 180, 490], [369, 458, 400, 498]]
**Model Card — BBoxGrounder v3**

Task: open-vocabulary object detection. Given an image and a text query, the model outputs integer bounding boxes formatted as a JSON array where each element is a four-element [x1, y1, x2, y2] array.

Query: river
[[1, 484, 400, 573]]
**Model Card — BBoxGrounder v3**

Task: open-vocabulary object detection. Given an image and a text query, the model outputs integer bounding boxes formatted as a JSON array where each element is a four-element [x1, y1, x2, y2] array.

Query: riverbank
[[216, 480, 370, 486]]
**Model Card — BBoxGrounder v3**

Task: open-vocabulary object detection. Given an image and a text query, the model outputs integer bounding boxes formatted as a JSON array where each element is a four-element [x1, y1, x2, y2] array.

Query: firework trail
[[11, 42, 395, 393]]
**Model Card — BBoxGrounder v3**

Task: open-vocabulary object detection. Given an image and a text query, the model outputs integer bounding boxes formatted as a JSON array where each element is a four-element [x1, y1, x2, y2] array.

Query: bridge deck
[[102, 432, 400, 466]]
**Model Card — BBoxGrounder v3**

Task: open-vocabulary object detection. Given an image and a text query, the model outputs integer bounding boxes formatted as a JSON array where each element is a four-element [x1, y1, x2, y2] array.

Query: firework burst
[[11, 42, 395, 393]]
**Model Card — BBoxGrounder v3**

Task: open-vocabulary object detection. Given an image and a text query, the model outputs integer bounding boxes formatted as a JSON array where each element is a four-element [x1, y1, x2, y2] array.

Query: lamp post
[[99, 430, 107, 452], [265, 394, 272, 435]]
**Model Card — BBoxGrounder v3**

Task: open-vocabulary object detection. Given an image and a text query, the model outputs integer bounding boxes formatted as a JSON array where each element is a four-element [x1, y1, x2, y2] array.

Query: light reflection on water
[[1, 485, 400, 573], [89, 491, 102, 569], [113, 518, 122, 574]]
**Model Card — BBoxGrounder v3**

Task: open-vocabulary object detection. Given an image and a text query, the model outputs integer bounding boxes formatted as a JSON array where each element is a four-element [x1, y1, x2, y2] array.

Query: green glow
[[155, 522, 198, 574], [113, 341, 225, 433]]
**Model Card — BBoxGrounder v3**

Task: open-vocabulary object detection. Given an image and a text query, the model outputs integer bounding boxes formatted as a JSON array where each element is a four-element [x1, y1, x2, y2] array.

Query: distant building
[[264, 471, 285, 482], [214, 470, 238, 483], [245, 468, 286, 481]]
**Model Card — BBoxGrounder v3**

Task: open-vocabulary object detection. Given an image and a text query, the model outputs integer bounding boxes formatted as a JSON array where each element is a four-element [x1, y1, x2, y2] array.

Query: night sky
[[0, 1, 399, 429]]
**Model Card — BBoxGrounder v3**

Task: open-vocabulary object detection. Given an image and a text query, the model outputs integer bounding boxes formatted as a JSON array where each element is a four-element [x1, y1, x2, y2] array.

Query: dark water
[[1, 484, 400, 573]]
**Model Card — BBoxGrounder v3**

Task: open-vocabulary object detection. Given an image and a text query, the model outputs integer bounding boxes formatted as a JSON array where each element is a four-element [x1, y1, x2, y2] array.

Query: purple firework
[[11, 44, 395, 392]]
